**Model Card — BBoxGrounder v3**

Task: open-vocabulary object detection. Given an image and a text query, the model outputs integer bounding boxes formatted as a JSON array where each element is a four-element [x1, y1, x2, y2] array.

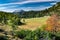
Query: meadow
[[18, 16, 50, 30]]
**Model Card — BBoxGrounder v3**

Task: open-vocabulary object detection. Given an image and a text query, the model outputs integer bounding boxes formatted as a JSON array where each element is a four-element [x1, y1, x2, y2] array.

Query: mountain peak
[[13, 10, 25, 13]]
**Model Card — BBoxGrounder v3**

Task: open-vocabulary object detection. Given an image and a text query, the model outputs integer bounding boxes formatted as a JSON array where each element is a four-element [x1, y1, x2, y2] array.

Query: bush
[[24, 31, 39, 40], [34, 29, 51, 40], [15, 28, 60, 40], [0, 35, 8, 40], [15, 30, 31, 39]]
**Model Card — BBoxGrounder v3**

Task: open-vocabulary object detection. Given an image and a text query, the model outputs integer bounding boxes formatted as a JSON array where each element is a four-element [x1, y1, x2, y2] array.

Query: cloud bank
[[0, 0, 57, 12]]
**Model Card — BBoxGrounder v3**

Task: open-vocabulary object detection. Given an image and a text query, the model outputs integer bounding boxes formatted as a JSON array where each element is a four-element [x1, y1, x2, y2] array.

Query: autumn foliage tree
[[45, 14, 60, 34]]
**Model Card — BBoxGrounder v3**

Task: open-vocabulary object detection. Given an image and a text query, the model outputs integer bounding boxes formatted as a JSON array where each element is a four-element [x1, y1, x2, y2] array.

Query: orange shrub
[[45, 14, 60, 32]]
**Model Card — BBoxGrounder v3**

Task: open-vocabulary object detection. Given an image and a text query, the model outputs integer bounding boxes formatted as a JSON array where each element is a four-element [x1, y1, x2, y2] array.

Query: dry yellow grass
[[18, 16, 50, 30], [0, 24, 12, 31]]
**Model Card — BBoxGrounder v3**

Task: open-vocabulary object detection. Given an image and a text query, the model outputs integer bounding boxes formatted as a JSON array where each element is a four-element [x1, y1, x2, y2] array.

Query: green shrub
[[24, 31, 38, 40], [15, 30, 31, 39], [15, 28, 60, 40], [0, 36, 8, 40]]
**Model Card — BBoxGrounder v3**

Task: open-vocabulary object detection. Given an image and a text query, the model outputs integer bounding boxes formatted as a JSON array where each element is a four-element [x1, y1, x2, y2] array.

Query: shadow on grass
[[18, 22, 26, 26]]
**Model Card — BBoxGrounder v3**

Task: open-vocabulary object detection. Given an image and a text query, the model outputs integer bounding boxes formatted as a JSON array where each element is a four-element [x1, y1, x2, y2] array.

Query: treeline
[[0, 11, 23, 30]]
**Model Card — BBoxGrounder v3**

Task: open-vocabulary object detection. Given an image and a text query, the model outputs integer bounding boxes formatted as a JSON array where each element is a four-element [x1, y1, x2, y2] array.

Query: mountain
[[13, 10, 25, 14]]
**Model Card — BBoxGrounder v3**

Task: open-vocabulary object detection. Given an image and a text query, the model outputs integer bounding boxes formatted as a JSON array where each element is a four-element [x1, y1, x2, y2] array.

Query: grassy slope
[[18, 16, 50, 30]]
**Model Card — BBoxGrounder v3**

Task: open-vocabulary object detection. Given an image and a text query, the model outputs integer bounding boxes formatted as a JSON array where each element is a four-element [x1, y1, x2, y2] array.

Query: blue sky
[[0, 0, 59, 12]]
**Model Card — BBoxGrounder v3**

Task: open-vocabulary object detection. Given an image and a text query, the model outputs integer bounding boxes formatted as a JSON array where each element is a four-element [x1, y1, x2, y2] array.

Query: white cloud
[[0, 8, 20, 12], [0, 6, 17, 12], [0, 6, 52, 12], [27, 0, 55, 2], [50, 2, 56, 5], [55, 0, 60, 2], [0, 0, 55, 6], [9, 0, 55, 4]]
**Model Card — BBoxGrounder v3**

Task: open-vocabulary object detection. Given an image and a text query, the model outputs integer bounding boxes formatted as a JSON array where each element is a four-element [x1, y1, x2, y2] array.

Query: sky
[[0, 0, 59, 12]]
